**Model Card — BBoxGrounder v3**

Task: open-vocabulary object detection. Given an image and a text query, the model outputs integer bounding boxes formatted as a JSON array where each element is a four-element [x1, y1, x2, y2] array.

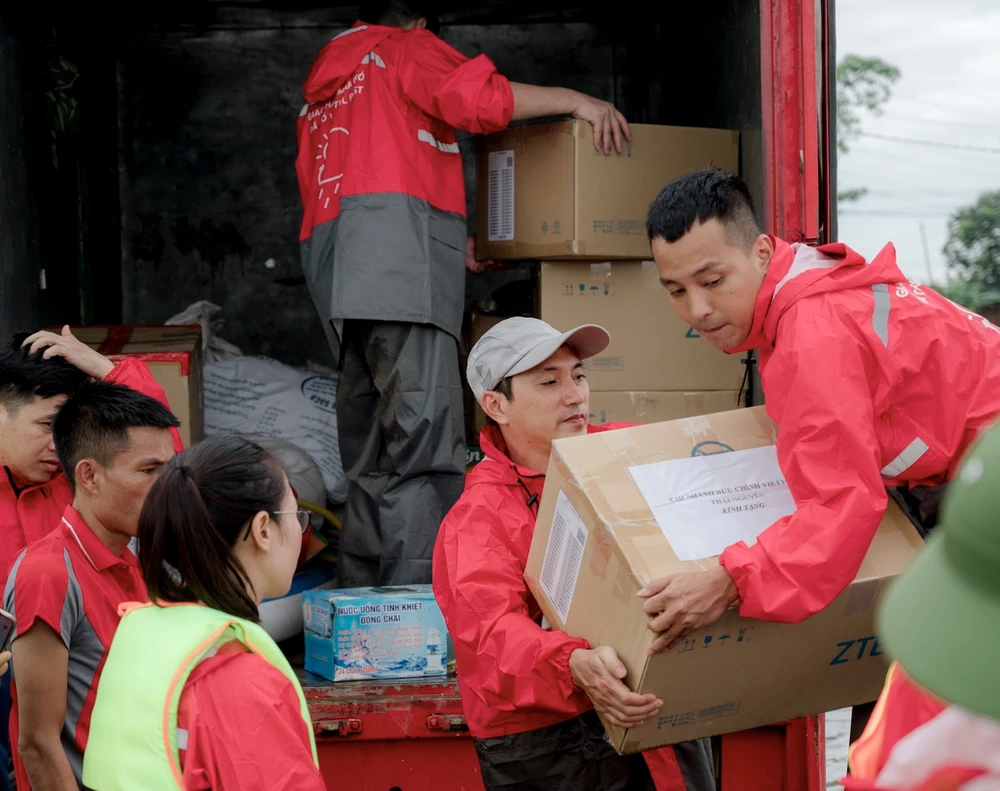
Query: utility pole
[[919, 222, 935, 283]]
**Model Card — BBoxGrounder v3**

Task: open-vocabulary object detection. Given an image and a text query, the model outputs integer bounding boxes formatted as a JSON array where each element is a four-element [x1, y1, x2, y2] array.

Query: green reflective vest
[[82, 601, 318, 790]]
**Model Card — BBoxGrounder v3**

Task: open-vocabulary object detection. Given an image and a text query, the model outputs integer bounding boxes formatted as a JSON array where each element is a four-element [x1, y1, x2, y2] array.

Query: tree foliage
[[835, 55, 901, 204], [935, 279, 1000, 313], [944, 191, 1000, 295], [836, 55, 901, 155]]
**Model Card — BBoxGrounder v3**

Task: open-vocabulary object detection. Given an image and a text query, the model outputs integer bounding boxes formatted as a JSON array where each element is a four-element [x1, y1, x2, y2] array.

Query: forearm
[[20, 736, 78, 791], [476, 615, 589, 711], [509, 82, 580, 121]]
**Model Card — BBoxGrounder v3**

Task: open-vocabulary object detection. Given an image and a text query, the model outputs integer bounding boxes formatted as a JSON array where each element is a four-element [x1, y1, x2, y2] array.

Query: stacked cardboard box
[[473, 120, 745, 425], [54, 324, 204, 447]]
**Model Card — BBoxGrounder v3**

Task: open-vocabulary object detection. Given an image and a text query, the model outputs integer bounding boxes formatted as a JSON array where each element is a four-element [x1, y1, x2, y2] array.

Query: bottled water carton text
[[302, 584, 448, 682]]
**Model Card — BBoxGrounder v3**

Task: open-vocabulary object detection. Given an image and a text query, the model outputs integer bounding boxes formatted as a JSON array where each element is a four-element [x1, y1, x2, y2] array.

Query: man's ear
[[481, 392, 510, 426], [0, 403, 8, 426], [416, 17, 427, 29], [75, 459, 101, 496], [753, 233, 774, 271]]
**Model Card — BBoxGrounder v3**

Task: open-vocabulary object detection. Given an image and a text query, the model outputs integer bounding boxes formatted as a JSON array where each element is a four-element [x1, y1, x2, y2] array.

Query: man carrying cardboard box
[[433, 317, 715, 791], [296, 0, 630, 588], [640, 169, 1000, 732]]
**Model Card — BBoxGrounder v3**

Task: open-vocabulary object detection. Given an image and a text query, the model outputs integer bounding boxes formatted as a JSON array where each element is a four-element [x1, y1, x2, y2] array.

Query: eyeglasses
[[243, 509, 312, 540], [273, 509, 311, 533]]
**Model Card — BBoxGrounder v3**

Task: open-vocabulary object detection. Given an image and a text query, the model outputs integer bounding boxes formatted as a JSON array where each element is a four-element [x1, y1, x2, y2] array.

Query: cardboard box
[[57, 324, 204, 446], [589, 391, 743, 425], [524, 407, 922, 752], [539, 261, 748, 391], [302, 584, 448, 682], [477, 121, 739, 261], [470, 311, 508, 344]]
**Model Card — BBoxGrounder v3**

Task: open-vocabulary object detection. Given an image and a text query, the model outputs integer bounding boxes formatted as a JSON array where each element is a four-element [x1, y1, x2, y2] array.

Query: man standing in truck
[[295, 0, 630, 587], [433, 317, 716, 791], [637, 168, 1000, 734]]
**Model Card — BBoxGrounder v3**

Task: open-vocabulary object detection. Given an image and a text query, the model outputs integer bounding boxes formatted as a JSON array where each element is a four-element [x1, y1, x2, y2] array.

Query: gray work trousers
[[335, 320, 466, 587]]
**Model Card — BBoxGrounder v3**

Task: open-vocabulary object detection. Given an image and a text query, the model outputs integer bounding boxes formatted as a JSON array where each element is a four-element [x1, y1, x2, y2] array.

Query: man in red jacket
[[637, 169, 1000, 730], [1, 327, 184, 586], [296, 0, 630, 588], [0, 325, 184, 789], [433, 317, 716, 791], [5, 381, 179, 790]]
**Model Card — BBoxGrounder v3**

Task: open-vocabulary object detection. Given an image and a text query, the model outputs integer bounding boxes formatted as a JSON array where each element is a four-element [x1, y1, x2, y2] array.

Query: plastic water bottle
[[425, 628, 443, 673]]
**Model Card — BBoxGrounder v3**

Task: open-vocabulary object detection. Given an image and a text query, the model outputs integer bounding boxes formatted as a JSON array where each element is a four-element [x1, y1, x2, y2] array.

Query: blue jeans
[[0, 673, 11, 791]]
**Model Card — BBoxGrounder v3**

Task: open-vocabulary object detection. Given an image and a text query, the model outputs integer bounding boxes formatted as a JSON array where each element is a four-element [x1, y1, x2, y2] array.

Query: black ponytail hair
[[138, 435, 288, 621]]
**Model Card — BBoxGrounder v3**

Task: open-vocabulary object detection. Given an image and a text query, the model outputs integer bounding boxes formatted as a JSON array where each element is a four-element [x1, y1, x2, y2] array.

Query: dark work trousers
[[336, 319, 466, 587], [475, 711, 716, 791], [849, 484, 948, 747]]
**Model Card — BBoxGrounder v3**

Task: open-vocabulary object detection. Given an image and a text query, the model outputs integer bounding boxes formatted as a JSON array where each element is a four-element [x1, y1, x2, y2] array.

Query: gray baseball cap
[[466, 317, 611, 402]]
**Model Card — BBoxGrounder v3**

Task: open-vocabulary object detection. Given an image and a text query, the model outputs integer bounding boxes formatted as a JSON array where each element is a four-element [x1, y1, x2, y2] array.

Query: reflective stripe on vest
[[82, 601, 318, 790]]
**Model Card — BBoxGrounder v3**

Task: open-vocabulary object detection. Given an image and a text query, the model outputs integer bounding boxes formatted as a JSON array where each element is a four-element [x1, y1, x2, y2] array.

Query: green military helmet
[[877, 419, 1000, 721]]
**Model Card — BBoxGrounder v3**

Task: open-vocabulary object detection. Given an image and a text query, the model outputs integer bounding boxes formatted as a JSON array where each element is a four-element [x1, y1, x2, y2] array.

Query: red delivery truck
[[302, 0, 838, 787], [0, 0, 839, 788]]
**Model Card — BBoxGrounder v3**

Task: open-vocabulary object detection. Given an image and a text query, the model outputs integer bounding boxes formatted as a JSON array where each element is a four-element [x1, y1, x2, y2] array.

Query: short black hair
[[359, 0, 439, 34], [54, 381, 180, 491], [0, 334, 90, 414], [646, 170, 761, 250]]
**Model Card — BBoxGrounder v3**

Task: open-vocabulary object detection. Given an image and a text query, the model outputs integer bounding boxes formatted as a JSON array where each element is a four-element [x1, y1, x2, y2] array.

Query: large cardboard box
[[524, 407, 922, 753], [589, 391, 743, 426], [477, 121, 739, 261], [539, 261, 748, 391], [58, 325, 204, 447]]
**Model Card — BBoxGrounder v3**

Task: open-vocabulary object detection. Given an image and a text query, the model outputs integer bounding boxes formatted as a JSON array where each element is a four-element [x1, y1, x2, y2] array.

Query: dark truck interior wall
[[0, 9, 42, 339], [10, 1, 762, 363]]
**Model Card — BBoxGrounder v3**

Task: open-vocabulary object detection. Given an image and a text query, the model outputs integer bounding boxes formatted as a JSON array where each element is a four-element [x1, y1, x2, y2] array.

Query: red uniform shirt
[[176, 642, 324, 790], [0, 359, 184, 589], [4, 506, 148, 789]]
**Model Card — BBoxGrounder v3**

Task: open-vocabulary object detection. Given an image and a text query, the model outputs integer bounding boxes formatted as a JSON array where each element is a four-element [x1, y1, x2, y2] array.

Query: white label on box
[[487, 149, 515, 242], [539, 490, 588, 624], [628, 445, 796, 561]]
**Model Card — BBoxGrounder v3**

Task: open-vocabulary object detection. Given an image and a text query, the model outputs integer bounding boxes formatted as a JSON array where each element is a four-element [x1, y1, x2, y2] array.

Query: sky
[[835, 0, 1000, 285]]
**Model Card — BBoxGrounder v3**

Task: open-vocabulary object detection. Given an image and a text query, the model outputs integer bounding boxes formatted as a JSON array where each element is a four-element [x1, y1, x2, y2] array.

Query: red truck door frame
[[312, 2, 839, 790], [720, 2, 837, 791], [761, 0, 835, 247]]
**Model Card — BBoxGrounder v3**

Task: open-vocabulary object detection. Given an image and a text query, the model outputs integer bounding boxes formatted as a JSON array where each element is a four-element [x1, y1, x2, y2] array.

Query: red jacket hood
[[472, 424, 545, 488], [303, 21, 400, 103], [729, 238, 910, 354]]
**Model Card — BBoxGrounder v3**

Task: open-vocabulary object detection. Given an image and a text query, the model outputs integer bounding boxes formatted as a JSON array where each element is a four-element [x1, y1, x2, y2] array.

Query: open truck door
[[720, 2, 839, 791], [761, 0, 837, 248]]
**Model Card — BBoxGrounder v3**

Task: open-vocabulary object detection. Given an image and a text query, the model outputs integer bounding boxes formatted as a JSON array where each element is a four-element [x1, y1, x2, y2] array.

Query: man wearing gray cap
[[432, 317, 715, 791]]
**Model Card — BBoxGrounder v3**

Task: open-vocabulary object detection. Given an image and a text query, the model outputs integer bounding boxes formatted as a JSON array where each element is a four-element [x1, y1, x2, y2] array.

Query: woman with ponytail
[[81, 435, 326, 790]]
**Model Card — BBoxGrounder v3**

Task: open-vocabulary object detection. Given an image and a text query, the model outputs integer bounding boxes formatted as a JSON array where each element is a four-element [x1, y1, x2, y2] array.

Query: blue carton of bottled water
[[302, 584, 448, 682]]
